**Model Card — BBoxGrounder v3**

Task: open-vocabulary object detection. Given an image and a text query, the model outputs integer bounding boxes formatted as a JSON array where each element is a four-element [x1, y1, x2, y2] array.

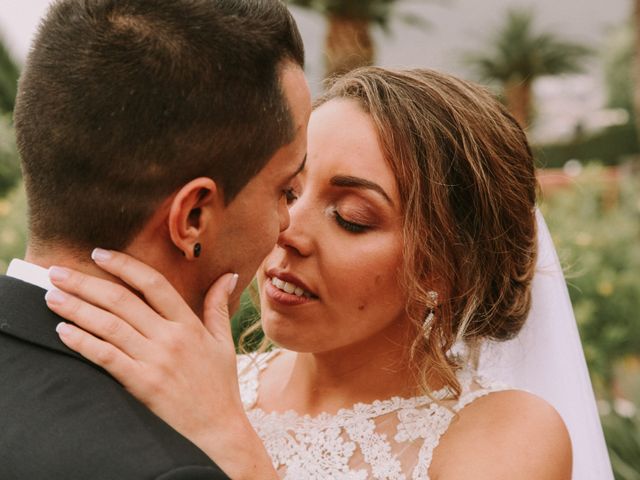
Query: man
[[0, 0, 310, 478]]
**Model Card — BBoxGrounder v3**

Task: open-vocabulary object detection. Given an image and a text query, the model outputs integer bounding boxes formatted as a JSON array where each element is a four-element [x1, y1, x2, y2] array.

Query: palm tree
[[287, 0, 430, 79], [464, 8, 591, 128]]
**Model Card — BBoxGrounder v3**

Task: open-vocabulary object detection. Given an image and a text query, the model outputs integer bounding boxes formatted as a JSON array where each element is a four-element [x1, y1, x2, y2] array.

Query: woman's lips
[[264, 277, 317, 306]]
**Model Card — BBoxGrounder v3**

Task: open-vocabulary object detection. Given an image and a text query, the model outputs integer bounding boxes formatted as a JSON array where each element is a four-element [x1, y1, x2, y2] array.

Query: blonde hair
[[243, 67, 538, 398]]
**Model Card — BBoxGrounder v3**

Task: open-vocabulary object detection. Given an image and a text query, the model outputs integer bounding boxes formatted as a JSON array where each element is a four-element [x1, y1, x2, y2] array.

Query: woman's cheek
[[324, 235, 403, 311], [344, 268, 398, 315]]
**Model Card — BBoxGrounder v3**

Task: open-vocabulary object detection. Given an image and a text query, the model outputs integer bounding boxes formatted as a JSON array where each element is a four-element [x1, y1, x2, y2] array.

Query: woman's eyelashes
[[333, 208, 372, 234], [283, 183, 376, 233]]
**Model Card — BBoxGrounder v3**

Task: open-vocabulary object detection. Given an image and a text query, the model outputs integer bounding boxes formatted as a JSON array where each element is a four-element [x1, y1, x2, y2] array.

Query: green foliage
[[541, 165, 640, 477], [0, 38, 21, 197], [231, 282, 263, 351], [0, 116, 26, 269], [0, 182, 27, 273], [540, 165, 640, 392], [0, 38, 19, 114], [464, 8, 592, 84], [0, 116, 21, 198], [601, 412, 640, 480], [534, 122, 639, 168], [286, 0, 432, 32]]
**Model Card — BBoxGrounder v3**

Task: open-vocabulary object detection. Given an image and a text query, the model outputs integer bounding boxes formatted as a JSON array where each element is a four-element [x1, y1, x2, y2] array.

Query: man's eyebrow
[[330, 175, 393, 205], [289, 154, 307, 179]]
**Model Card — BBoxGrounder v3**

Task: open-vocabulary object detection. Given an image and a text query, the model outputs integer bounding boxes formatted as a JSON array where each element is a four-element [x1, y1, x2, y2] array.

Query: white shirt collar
[[6, 259, 55, 291]]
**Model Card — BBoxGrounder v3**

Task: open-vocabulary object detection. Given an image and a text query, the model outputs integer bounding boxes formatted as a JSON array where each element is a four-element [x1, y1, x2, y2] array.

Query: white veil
[[477, 209, 614, 480]]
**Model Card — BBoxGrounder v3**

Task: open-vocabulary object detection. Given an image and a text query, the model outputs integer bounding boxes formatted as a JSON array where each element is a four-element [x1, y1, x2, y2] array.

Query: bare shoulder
[[431, 390, 572, 480]]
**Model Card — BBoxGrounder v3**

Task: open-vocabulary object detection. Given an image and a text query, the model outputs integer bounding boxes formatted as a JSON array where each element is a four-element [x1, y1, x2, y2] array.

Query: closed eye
[[283, 187, 298, 204], [334, 210, 369, 233]]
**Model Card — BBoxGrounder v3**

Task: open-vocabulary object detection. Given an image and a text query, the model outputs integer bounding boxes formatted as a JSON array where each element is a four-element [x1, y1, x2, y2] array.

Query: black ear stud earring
[[193, 243, 202, 258]]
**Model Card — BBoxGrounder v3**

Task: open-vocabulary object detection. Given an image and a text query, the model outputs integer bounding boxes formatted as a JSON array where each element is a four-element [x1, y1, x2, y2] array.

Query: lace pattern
[[237, 351, 509, 479]]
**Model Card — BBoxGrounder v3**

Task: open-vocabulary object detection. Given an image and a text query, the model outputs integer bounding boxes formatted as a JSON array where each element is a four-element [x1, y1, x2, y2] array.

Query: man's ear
[[168, 177, 223, 260]]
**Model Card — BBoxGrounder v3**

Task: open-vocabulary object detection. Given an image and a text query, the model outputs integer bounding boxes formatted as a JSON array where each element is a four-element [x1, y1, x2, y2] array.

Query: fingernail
[[56, 322, 73, 337], [91, 248, 112, 263], [227, 273, 239, 295], [48, 266, 70, 282], [45, 289, 68, 305]]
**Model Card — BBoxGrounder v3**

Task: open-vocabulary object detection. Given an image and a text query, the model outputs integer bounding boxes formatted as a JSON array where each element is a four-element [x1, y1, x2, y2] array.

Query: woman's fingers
[[55, 321, 140, 383], [90, 249, 195, 323], [46, 288, 148, 358], [203, 273, 239, 343], [48, 266, 158, 338]]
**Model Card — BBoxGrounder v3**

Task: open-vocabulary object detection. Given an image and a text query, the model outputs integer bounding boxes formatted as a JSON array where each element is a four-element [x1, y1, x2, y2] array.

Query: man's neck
[[24, 243, 206, 321], [24, 245, 130, 290]]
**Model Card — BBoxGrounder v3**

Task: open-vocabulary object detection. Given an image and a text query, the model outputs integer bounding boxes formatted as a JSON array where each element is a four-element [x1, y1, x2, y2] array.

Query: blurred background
[[0, 1, 638, 477]]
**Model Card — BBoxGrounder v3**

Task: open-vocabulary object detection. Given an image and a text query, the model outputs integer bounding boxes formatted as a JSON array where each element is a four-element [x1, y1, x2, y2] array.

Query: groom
[[0, 0, 309, 478]]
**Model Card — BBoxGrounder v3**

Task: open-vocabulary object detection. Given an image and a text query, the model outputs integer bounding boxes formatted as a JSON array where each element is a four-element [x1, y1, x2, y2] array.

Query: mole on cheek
[[358, 303, 366, 311]]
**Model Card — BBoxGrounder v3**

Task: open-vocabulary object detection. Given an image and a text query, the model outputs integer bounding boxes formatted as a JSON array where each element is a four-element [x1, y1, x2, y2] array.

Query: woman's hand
[[45, 249, 276, 480]]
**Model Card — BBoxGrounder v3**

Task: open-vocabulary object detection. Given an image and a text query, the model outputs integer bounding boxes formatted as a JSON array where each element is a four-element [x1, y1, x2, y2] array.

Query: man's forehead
[[280, 64, 311, 126], [291, 153, 307, 177]]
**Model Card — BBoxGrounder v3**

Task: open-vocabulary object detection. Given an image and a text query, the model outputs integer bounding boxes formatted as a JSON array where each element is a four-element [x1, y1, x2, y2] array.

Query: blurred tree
[[604, 23, 634, 113], [287, 0, 431, 79], [464, 8, 591, 128], [634, 0, 640, 141], [0, 37, 19, 114], [0, 115, 21, 197], [0, 37, 21, 195]]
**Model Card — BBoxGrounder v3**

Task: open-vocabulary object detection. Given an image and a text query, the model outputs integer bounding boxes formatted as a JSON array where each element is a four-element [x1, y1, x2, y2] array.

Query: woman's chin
[[262, 318, 327, 353]]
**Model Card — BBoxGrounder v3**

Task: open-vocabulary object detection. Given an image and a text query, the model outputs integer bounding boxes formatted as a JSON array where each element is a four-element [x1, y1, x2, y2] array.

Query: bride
[[45, 68, 610, 479]]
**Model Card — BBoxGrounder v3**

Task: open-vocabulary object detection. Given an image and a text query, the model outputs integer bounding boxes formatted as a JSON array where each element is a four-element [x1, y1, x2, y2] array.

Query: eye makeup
[[335, 203, 379, 227]]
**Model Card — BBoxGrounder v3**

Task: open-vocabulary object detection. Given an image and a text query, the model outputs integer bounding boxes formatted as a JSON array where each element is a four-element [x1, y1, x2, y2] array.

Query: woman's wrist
[[194, 415, 277, 480]]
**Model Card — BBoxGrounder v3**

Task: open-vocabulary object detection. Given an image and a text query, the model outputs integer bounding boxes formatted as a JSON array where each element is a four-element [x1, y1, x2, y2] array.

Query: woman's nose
[[277, 199, 313, 257]]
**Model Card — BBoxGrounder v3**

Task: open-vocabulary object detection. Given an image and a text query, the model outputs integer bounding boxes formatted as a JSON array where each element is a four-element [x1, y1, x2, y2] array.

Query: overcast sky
[[0, 0, 630, 92]]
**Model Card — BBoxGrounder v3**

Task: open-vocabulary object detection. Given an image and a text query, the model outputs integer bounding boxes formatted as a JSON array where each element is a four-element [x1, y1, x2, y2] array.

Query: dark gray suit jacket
[[0, 275, 229, 480]]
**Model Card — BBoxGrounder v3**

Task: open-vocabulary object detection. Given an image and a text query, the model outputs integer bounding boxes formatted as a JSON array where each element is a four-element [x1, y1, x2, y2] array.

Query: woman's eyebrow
[[329, 175, 393, 206]]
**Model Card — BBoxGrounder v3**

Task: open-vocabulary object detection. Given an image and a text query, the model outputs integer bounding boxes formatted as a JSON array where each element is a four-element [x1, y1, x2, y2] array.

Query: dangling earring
[[193, 243, 202, 258], [423, 290, 438, 338]]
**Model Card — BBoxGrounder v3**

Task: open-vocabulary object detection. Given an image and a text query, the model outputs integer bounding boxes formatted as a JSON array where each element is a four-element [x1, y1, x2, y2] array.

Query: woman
[[46, 68, 576, 479]]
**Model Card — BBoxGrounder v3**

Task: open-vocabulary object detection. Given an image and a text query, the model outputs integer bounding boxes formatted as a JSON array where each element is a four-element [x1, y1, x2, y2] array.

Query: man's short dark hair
[[14, 0, 304, 251]]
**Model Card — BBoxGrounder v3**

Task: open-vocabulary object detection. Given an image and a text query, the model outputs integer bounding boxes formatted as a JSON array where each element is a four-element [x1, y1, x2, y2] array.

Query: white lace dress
[[237, 351, 510, 480]]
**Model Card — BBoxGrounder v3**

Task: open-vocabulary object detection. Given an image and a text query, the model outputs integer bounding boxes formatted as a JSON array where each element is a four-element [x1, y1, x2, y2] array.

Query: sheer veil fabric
[[477, 210, 614, 480]]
